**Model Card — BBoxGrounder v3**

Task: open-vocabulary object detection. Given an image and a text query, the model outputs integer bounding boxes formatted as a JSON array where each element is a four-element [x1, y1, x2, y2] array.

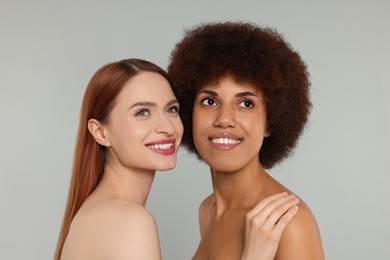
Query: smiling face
[[101, 72, 183, 172], [193, 76, 270, 172]]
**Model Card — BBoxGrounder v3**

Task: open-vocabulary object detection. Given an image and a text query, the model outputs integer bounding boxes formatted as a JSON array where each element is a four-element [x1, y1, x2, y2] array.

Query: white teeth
[[211, 138, 241, 144], [147, 143, 174, 150]]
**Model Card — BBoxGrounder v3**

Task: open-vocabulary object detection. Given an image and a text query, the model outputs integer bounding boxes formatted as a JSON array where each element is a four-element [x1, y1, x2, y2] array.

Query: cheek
[[192, 118, 203, 145], [192, 107, 208, 132], [109, 126, 130, 150], [173, 118, 184, 137], [114, 119, 146, 143], [192, 119, 204, 141], [244, 109, 268, 131], [255, 124, 268, 138]]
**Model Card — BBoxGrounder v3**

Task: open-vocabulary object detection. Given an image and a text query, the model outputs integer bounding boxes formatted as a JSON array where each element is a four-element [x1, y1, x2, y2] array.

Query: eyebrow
[[199, 89, 218, 96], [198, 89, 258, 97], [129, 102, 156, 109], [235, 91, 258, 97], [166, 99, 179, 106], [129, 99, 179, 109]]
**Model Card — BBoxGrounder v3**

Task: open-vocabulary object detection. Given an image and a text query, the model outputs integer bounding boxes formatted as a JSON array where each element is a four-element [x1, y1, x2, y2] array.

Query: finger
[[272, 205, 299, 238], [262, 197, 299, 229], [246, 192, 288, 219], [249, 194, 297, 224]]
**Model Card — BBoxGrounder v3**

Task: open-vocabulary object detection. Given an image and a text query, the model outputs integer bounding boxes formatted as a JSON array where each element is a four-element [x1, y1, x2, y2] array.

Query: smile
[[208, 135, 242, 151], [211, 138, 241, 144], [146, 143, 174, 150], [145, 139, 177, 155]]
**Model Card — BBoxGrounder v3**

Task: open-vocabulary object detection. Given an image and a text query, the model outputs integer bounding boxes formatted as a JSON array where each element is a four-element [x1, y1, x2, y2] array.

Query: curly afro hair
[[168, 22, 311, 169]]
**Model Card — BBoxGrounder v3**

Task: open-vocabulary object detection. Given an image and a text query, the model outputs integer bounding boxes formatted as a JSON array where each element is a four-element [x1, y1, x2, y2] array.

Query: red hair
[[54, 59, 169, 260]]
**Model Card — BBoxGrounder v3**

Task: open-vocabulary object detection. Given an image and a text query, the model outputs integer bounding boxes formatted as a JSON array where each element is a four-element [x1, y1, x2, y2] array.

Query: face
[[193, 76, 270, 172], [103, 72, 183, 172]]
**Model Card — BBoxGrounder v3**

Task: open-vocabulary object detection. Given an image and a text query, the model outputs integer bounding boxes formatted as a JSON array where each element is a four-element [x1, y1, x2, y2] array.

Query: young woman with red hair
[[54, 59, 183, 259]]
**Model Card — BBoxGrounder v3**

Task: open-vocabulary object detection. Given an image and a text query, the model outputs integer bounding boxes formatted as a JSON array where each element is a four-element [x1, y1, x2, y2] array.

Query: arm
[[241, 192, 300, 260]]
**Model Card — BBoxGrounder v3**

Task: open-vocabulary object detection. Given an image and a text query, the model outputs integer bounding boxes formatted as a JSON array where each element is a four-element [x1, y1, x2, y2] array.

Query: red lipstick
[[145, 139, 176, 155]]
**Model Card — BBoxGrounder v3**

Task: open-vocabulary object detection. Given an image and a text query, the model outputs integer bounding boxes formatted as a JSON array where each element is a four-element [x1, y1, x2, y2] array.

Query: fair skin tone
[[60, 72, 183, 260], [192, 76, 324, 260]]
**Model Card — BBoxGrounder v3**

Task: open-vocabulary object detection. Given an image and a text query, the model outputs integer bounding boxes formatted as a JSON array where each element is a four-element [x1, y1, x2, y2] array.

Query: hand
[[241, 192, 299, 260]]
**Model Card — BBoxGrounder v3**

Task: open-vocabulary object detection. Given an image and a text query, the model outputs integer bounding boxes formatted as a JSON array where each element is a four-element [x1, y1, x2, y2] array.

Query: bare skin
[[191, 77, 324, 260], [193, 169, 323, 260], [241, 192, 299, 260], [61, 167, 161, 260], [60, 72, 183, 260]]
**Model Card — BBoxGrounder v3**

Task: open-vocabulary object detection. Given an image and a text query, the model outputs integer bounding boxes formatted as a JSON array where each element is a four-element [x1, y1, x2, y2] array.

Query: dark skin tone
[[191, 77, 324, 260]]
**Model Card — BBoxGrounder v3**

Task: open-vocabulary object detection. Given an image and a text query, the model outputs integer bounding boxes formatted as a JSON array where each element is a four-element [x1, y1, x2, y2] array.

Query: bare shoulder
[[199, 194, 214, 215], [275, 198, 324, 260], [62, 200, 161, 260], [198, 194, 214, 236]]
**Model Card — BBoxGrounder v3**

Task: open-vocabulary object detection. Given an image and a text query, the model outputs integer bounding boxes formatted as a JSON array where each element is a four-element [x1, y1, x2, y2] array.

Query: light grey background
[[1, 1, 389, 259]]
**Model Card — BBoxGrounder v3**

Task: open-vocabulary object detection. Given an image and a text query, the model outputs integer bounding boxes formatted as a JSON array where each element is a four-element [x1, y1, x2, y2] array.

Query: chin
[[155, 161, 177, 171], [206, 162, 235, 173], [203, 157, 245, 173]]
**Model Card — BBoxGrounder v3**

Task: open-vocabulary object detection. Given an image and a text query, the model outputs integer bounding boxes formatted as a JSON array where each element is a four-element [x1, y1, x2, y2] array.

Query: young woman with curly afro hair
[[168, 22, 324, 260]]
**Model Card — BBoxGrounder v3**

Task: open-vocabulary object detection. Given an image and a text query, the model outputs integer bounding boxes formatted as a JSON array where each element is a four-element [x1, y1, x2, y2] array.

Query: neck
[[210, 161, 269, 213], [96, 161, 156, 206]]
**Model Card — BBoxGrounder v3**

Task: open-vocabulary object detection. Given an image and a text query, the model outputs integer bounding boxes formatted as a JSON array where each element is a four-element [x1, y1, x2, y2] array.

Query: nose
[[156, 113, 175, 135], [214, 105, 236, 128]]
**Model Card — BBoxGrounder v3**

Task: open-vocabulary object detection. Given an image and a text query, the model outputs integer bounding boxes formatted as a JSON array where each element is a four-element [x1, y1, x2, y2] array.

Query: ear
[[264, 122, 272, 138], [87, 119, 111, 147]]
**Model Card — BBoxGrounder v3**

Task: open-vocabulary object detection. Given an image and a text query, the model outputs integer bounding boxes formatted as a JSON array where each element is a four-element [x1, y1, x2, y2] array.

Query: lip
[[145, 138, 177, 155], [208, 133, 243, 151]]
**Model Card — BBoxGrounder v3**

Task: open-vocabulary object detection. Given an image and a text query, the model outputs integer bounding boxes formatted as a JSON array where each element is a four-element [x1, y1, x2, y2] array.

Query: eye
[[201, 98, 217, 106], [238, 100, 254, 108], [135, 109, 151, 117], [167, 105, 180, 113]]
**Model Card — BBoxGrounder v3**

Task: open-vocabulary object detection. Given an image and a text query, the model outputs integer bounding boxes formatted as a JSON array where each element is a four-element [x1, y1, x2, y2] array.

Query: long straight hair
[[54, 59, 169, 260]]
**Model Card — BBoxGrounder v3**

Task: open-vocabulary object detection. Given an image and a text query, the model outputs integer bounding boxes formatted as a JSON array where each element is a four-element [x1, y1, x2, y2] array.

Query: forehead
[[119, 72, 174, 101], [198, 76, 261, 94]]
